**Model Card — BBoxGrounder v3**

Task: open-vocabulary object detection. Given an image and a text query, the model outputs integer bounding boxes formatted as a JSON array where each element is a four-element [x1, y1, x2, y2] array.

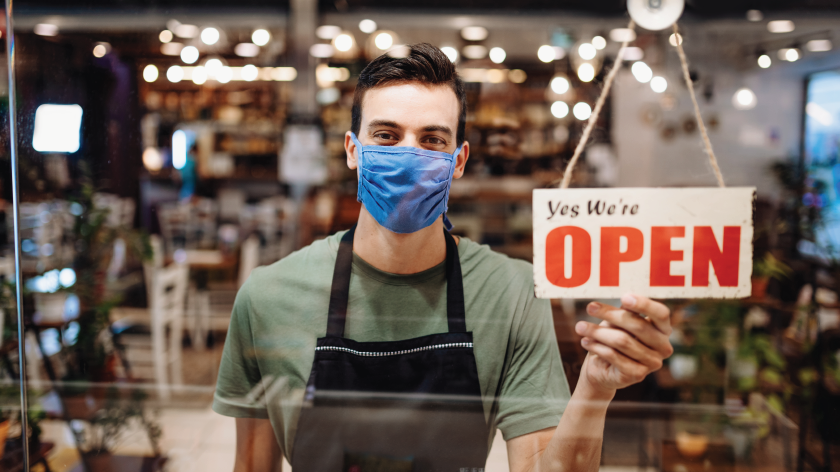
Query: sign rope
[[559, 21, 727, 189], [672, 23, 725, 187]]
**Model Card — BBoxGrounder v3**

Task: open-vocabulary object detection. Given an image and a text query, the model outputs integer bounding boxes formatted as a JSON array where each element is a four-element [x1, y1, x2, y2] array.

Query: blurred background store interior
[[0, 0, 837, 470]]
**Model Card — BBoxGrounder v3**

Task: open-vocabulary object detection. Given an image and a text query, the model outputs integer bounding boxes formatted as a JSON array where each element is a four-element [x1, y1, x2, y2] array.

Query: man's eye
[[425, 137, 445, 145], [374, 133, 397, 141]]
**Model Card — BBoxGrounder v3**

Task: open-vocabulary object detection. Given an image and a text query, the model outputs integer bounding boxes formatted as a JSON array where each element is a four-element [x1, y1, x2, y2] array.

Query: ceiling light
[[160, 42, 184, 56], [241, 64, 259, 82], [732, 87, 757, 110], [669, 33, 683, 46], [623, 47, 644, 61], [806, 39, 832, 52], [252, 29, 271, 46], [143, 65, 159, 82], [573, 102, 592, 121], [746, 10, 763, 22], [92, 42, 110, 58], [359, 19, 377, 34], [578, 43, 596, 60], [316, 25, 342, 40], [217, 67, 232, 84], [767, 20, 794, 33], [159, 30, 173, 43], [631, 61, 653, 83], [309, 43, 335, 58], [374, 32, 393, 50], [650, 76, 668, 93], [489, 47, 506, 64], [180, 45, 199, 64], [610, 28, 636, 43], [551, 101, 569, 119], [538, 45, 555, 63], [192, 66, 207, 85], [463, 45, 487, 59], [508, 69, 527, 83], [757, 54, 771, 68], [235, 43, 260, 57], [205, 58, 224, 76], [34, 23, 58, 36], [334, 33, 354, 52], [577, 63, 595, 82], [461, 26, 489, 41], [174, 24, 199, 39], [592, 36, 607, 50], [172, 130, 187, 169], [167, 65, 184, 83], [201, 27, 220, 45], [441, 46, 458, 63], [550, 76, 570, 94], [778, 48, 800, 62]]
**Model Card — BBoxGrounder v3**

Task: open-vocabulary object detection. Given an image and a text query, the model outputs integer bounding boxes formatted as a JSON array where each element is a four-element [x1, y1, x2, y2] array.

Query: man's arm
[[507, 294, 673, 472], [234, 418, 283, 472]]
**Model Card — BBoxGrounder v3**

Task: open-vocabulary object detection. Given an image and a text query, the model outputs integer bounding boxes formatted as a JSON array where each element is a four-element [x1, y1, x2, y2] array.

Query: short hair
[[351, 43, 467, 146]]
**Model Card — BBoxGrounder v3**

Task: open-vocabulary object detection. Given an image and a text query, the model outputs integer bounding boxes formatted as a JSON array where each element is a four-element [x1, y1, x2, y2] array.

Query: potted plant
[[752, 253, 791, 299], [73, 387, 164, 472], [62, 171, 151, 385]]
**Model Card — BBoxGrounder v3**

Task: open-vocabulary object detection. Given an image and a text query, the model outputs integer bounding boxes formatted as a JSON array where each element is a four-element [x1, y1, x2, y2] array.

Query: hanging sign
[[533, 187, 755, 299]]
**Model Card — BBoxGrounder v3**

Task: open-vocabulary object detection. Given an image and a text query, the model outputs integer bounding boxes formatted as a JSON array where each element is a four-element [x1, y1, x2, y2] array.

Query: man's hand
[[575, 293, 673, 398]]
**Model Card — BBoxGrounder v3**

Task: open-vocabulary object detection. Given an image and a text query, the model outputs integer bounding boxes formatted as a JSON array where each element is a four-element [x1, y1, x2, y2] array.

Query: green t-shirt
[[212, 231, 570, 461]]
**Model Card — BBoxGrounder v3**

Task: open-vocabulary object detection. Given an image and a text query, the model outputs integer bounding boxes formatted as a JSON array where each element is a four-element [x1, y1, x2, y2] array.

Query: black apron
[[291, 226, 490, 472]]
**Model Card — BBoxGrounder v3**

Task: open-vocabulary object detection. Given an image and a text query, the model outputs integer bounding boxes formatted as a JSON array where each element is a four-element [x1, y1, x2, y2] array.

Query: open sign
[[533, 188, 755, 299]]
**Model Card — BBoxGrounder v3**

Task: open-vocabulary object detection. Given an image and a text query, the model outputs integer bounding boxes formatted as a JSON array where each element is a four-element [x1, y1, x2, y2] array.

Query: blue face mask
[[351, 132, 463, 234]]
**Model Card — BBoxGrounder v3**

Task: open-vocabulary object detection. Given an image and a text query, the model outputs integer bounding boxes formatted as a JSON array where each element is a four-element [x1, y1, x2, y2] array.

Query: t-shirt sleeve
[[212, 282, 270, 418], [495, 292, 571, 441]]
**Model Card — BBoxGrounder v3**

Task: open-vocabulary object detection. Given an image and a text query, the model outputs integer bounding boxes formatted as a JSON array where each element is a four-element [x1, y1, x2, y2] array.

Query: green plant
[[75, 387, 162, 456], [753, 253, 792, 280], [63, 165, 151, 382]]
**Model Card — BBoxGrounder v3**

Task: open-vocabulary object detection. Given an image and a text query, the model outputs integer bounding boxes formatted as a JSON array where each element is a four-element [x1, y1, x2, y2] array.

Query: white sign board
[[533, 188, 755, 299]]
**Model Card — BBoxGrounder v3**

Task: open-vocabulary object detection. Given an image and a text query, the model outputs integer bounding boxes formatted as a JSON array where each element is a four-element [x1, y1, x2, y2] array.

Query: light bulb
[[334, 33, 354, 52], [757, 55, 771, 68], [375, 32, 393, 50], [631, 61, 653, 83], [573, 102, 592, 121], [359, 19, 377, 34], [577, 63, 595, 82], [201, 27, 220, 45], [252, 29, 271, 46], [489, 47, 506, 64], [592, 36, 606, 50], [538, 45, 555, 63], [578, 43, 596, 60], [143, 65, 159, 82], [650, 76, 668, 93], [551, 101, 569, 119], [550, 76, 570, 94]]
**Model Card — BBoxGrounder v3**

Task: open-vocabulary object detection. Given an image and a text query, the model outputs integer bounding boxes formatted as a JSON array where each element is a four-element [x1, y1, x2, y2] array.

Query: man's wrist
[[573, 374, 617, 406]]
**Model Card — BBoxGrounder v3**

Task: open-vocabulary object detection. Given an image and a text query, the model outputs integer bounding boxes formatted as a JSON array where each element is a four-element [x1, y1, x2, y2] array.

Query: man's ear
[[345, 132, 358, 170], [452, 141, 470, 179]]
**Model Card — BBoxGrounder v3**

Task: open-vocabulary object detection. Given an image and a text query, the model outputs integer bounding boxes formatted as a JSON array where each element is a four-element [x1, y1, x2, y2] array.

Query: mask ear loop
[[443, 142, 464, 232]]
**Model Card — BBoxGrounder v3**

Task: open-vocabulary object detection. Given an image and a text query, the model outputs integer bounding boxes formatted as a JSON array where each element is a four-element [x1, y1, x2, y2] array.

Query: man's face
[[345, 81, 469, 178]]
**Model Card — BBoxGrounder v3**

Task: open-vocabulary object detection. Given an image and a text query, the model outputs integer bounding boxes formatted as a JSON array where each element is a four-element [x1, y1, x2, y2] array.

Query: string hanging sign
[[533, 0, 755, 299]]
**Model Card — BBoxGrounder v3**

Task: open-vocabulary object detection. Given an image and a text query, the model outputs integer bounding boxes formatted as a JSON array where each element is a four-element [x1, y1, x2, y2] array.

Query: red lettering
[[650, 226, 686, 286], [692, 226, 740, 287], [546, 227, 591, 287], [600, 227, 644, 286]]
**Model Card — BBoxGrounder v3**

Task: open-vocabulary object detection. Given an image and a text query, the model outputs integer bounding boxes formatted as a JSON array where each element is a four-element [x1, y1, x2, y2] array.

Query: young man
[[214, 43, 673, 472]]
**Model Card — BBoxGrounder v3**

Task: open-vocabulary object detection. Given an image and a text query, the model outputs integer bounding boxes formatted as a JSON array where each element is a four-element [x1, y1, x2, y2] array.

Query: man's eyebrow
[[421, 125, 453, 137], [367, 120, 402, 130]]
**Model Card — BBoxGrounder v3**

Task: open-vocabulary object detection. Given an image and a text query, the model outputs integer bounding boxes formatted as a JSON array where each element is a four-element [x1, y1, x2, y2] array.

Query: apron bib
[[291, 226, 490, 471]]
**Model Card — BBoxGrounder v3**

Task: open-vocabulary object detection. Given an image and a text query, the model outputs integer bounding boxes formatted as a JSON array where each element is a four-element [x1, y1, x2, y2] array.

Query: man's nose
[[400, 134, 421, 148]]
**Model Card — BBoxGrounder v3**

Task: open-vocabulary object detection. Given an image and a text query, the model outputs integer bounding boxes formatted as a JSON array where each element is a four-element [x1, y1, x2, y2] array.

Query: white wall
[[613, 49, 840, 198]]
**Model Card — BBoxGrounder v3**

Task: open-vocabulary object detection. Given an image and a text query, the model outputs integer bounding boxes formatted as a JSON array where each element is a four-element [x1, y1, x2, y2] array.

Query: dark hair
[[351, 43, 467, 146]]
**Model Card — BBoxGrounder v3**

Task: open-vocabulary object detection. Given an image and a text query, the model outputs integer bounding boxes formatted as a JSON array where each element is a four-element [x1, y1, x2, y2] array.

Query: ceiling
[[14, 0, 840, 16]]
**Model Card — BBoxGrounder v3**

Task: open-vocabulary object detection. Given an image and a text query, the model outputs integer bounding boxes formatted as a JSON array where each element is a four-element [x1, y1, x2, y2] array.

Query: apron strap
[[444, 230, 466, 333], [326, 225, 356, 337], [326, 226, 467, 337]]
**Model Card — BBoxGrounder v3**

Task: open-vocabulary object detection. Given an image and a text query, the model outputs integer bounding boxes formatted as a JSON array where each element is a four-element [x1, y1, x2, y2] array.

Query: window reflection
[[1, 1, 838, 471]]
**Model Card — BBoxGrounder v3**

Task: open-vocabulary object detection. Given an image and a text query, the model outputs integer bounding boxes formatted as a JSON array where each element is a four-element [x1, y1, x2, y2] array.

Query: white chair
[[111, 261, 188, 399], [190, 235, 261, 350]]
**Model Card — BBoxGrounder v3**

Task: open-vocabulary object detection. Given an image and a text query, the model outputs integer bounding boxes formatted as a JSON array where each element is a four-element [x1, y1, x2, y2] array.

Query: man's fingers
[[621, 293, 672, 335], [576, 322, 662, 371], [580, 338, 649, 384], [584, 303, 673, 357]]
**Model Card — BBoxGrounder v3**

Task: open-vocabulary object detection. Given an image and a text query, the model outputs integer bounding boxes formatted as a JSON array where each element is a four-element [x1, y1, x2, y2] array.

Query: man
[[214, 43, 673, 472]]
